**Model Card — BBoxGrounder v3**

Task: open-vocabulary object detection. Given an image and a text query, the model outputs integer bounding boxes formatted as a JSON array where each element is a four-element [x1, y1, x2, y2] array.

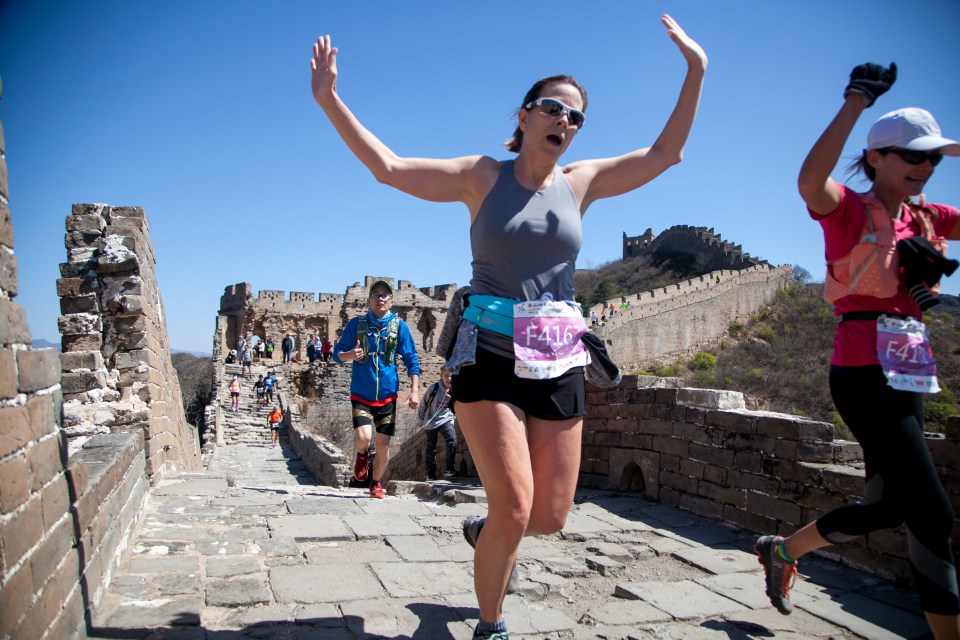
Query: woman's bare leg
[[456, 400, 531, 623]]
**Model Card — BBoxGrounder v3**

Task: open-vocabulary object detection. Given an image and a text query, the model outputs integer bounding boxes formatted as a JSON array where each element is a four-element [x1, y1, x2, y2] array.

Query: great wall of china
[[3, 90, 960, 639]]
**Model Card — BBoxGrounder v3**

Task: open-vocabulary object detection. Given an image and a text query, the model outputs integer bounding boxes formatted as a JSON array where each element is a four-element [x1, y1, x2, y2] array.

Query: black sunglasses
[[877, 147, 943, 167], [524, 98, 585, 128]]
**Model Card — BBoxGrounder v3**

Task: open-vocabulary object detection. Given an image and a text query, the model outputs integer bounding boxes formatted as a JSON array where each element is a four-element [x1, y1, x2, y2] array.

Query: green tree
[[592, 281, 613, 305]]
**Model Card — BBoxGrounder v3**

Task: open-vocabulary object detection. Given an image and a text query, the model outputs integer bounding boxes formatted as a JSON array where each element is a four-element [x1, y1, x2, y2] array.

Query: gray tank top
[[470, 160, 583, 355]]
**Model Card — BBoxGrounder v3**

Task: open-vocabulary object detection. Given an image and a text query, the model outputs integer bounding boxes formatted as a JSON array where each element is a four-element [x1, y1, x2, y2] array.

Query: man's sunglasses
[[524, 98, 585, 128], [877, 147, 943, 167], [369, 293, 392, 300]]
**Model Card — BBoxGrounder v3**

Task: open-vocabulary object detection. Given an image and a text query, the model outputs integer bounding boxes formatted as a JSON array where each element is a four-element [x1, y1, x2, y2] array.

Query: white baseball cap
[[867, 108, 960, 155]]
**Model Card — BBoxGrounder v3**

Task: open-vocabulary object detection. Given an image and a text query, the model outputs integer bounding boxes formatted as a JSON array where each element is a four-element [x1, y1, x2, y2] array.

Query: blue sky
[[2, 0, 959, 354]]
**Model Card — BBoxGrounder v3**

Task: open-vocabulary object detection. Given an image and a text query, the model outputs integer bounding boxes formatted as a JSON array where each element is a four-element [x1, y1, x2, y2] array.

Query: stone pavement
[[88, 440, 935, 639]]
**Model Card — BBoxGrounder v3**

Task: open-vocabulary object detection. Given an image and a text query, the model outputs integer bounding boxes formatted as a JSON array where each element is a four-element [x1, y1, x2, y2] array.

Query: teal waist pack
[[463, 294, 515, 337]]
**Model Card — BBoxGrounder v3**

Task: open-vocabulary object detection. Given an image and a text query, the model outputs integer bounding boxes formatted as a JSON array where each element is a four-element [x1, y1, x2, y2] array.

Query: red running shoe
[[369, 480, 385, 499], [354, 452, 369, 482]]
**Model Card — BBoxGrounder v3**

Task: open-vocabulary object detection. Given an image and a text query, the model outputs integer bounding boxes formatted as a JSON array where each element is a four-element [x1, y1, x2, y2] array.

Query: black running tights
[[818, 365, 959, 615]]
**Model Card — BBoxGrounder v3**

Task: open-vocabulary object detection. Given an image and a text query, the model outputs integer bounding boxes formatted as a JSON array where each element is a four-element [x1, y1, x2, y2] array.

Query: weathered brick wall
[[387, 425, 471, 482], [0, 85, 155, 640], [590, 264, 793, 369], [0, 78, 88, 640], [69, 431, 148, 629], [57, 204, 200, 479], [286, 414, 352, 486], [582, 377, 960, 582]]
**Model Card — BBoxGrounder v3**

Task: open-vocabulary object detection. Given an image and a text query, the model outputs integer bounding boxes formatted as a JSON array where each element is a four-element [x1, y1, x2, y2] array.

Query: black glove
[[844, 62, 897, 108]]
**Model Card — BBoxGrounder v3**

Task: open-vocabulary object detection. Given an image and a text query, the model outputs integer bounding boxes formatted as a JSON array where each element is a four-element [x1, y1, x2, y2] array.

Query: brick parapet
[[386, 425, 472, 482], [585, 378, 960, 583], [56, 203, 200, 481], [69, 431, 148, 624], [285, 412, 351, 487]]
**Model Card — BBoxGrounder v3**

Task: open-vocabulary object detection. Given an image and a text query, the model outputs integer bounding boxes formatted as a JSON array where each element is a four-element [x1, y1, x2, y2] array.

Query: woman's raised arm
[[310, 35, 487, 206], [574, 15, 707, 210], [797, 62, 897, 215]]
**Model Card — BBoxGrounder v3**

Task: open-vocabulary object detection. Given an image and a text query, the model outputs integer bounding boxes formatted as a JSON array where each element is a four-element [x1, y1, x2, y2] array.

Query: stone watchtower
[[623, 228, 656, 259], [623, 225, 769, 272]]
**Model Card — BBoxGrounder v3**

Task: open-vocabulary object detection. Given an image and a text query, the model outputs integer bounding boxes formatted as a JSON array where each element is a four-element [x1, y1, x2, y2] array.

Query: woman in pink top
[[755, 62, 960, 639]]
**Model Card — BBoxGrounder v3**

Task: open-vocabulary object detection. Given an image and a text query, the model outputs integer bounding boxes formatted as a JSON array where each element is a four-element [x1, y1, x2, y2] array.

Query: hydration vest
[[357, 316, 401, 366], [823, 192, 946, 304]]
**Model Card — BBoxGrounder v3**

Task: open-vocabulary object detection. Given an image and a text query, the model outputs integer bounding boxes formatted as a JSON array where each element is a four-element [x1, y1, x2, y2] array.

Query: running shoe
[[354, 452, 369, 482], [462, 516, 519, 594], [369, 480, 385, 499], [755, 535, 798, 614], [473, 630, 510, 639]]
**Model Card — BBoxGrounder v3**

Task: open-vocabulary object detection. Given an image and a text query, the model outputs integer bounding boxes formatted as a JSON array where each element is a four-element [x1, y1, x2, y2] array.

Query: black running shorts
[[451, 347, 585, 421]]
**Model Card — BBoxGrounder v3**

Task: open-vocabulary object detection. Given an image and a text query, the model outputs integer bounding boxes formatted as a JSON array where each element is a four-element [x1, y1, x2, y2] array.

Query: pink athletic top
[[812, 185, 957, 366]]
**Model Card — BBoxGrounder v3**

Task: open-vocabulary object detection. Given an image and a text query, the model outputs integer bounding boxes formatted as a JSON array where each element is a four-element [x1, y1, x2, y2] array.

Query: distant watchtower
[[623, 228, 656, 260]]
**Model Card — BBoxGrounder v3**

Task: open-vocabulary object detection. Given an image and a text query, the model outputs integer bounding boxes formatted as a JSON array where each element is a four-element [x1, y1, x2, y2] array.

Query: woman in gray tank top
[[311, 15, 707, 639]]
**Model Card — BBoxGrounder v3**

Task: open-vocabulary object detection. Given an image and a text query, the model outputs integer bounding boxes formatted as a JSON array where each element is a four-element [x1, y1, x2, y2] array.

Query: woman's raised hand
[[311, 34, 338, 107], [661, 14, 707, 70], [844, 62, 897, 108]]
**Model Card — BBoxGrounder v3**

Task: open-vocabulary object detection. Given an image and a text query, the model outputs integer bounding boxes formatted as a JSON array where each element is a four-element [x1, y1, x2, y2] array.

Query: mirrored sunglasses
[[524, 98, 585, 128], [878, 147, 943, 167]]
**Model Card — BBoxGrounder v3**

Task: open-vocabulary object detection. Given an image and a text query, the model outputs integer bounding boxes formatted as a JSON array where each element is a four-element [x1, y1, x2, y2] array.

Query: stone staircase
[[220, 362, 280, 446]]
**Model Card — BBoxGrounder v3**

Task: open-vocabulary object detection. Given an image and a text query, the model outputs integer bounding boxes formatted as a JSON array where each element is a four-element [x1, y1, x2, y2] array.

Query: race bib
[[876, 315, 940, 393], [513, 300, 588, 380]]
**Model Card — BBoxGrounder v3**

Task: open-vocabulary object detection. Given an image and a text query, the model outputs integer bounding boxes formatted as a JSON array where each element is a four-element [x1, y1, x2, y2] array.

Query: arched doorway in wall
[[250, 329, 264, 362], [616, 462, 646, 493]]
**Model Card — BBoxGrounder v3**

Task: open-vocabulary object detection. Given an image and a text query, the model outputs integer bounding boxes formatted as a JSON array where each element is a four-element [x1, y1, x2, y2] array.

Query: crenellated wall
[[590, 264, 793, 369], [56, 204, 201, 480]]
